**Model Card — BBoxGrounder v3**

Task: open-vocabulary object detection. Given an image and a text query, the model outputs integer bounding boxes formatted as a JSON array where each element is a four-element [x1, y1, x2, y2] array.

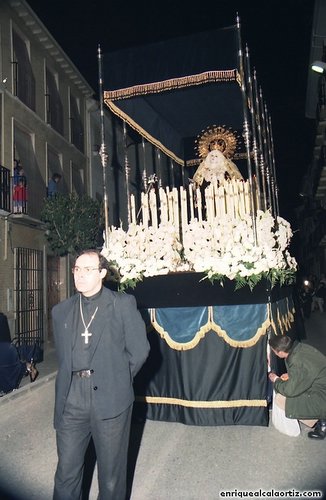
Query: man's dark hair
[[269, 335, 294, 353], [75, 249, 109, 272]]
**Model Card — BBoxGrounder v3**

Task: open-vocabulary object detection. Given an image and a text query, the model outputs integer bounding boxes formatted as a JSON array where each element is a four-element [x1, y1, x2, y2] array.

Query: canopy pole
[[268, 113, 279, 216], [245, 45, 261, 210], [264, 103, 276, 216], [259, 88, 273, 211], [253, 71, 267, 211], [123, 122, 131, 225], [141, 137, 148, 191], [169, 159, 175, 188], [236, 14, 257, 244], [97, 44, 110, 247]]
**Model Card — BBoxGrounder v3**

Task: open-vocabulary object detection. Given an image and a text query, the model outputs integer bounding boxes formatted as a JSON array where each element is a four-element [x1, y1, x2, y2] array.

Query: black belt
[[73, 369, 94, 378]]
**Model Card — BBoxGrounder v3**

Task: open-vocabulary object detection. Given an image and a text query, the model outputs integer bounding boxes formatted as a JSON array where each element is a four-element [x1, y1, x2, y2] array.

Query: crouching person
[[269, 335, 326, 439]]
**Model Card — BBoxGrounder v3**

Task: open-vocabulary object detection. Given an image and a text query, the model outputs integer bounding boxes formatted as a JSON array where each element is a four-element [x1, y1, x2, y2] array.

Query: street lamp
[[311, 61, 326, 74]]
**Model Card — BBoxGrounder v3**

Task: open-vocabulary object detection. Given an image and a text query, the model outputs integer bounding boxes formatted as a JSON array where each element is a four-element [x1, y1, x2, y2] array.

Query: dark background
[[27, 0, 315, 220]]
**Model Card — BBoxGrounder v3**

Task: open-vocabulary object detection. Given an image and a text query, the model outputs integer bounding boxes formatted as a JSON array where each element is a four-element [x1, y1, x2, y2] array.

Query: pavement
[[0, 312, 326, 499]]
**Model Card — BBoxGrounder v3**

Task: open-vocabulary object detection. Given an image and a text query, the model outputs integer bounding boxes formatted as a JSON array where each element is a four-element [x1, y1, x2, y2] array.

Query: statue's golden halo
[[195, 125, 239, 159]]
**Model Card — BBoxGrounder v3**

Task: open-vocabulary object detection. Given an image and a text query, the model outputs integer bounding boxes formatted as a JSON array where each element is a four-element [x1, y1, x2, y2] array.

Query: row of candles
[[129, 178, 256, 231]]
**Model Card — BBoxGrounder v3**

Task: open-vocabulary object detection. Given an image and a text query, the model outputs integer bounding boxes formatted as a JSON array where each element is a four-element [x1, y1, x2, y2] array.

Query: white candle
[[244, 181, 251, 214], [180, 186, 188, 240], [149, 189, 158, 228], [172, 187, 179, 230], [238, 181, 244, 218], [188, 184, 195, 220], [196, 188, 202, 222], [130, 194, 136, 224], [212, 180, 218, 220], [159, 187, 168, 224], [141, 192, 147, 227], [167, 188, 173, 224], [233, 179, 239, 219], [204, 185, 209, 223], [205, 184, 212, 223]]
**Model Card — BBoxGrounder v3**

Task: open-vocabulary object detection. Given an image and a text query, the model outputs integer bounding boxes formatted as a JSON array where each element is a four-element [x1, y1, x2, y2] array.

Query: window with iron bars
[[69, 93, 84, 153], [45, 67, 64, 135], [12, 30, 36, 111], [0, 166, 11, 212], [14, 247, 44, 358]]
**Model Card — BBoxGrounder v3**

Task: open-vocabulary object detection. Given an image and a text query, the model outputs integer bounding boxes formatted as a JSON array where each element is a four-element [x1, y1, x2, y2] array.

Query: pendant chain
[[79, 294, 98, 333]]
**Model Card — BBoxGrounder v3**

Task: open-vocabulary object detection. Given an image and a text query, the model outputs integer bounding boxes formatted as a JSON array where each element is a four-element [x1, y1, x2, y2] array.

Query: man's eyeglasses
[[72, 266, 101, 275]]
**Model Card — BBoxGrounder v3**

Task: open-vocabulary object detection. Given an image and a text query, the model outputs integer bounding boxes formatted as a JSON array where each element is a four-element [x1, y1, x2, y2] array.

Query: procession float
[[99, 18, 298, 426]]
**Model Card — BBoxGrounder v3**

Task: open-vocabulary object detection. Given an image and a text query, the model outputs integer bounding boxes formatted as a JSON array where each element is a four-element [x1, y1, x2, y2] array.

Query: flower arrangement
[[182, 210, 296, 289], [101, 222, 188, 290], [101, 210, 297, 291]]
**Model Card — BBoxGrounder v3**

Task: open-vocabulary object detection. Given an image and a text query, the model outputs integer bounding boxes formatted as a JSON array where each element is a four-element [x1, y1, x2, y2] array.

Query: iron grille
[[14, 247, 44, 359], [0, 166, 11, 212]]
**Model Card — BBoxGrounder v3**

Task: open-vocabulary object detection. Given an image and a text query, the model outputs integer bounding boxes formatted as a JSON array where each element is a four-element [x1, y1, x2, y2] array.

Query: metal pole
[[123, 121, 131, 225], [156, 147, 162, 188], [245, 45, 261, 210], [141, 137, 148, 191], [264, 103, 277, 217], [169, 159, 175, 188], [97, 45, 110, 247], [253, 71, 267, 211], [268, 113, 280, 216], [259, 89, 272, 211], [236, 15, 257, 243]]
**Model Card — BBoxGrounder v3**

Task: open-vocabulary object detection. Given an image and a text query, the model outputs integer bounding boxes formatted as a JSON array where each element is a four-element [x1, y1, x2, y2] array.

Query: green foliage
[[41, 193, 103, 256], [234, 273, 263, 291], [118, 277, 142, 292], [205, 273, 225, 287], [203, 268, 296, 292]]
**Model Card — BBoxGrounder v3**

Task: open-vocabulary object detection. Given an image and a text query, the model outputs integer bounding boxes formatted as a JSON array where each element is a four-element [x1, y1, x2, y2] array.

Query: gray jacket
[[52, 287, 149, 428], [274, 341, 326, 419]]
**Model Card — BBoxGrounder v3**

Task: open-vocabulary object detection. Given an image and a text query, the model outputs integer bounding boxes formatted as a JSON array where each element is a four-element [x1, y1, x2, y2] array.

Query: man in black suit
[[52, 249, 150, 500]]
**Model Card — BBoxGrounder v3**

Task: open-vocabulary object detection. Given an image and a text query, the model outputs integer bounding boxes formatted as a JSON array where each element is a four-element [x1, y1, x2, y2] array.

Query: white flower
[[101, 209, 297, 288]]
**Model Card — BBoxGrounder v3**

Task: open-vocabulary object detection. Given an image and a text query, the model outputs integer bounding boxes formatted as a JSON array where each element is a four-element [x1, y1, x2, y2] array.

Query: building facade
[[0, 0, 94, 348], [296, 0, 326, 278], [0, 0, 172, 353]]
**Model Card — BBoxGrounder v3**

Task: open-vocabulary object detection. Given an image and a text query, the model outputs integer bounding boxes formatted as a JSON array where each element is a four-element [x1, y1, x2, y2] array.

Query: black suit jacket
[[52, 287, 149, 429]]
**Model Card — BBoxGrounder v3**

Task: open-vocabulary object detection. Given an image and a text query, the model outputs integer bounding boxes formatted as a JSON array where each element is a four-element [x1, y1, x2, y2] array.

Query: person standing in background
[[47, 173, 62, 198], [13, 175, 27, 213]]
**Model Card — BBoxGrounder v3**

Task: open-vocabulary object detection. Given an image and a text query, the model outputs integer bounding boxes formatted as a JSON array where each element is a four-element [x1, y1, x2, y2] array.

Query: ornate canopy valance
[[103, 25, 245, 165]]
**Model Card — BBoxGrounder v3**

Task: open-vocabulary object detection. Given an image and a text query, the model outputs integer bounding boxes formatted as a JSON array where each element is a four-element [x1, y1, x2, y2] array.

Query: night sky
[[27, 0, 315, 221]]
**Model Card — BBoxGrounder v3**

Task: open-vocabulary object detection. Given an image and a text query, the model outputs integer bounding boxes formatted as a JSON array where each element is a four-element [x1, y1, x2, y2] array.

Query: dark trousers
[[53, 376, 132, 500]]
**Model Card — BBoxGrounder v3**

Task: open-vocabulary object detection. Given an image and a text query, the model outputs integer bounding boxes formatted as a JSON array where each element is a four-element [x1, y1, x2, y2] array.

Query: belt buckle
[[76, 369, 92, 378]]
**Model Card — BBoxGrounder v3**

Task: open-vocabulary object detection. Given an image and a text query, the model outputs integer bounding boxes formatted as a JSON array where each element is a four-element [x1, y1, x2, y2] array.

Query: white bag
[[271, 390, 301, 437]]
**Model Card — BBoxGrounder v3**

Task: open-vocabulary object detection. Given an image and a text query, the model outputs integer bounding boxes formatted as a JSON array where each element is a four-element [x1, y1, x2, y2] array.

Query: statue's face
[[206, 150, 224, 166]]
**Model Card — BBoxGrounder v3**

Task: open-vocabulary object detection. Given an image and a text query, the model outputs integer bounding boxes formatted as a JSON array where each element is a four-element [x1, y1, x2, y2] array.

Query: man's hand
[[280, 373, 289, 381], [268, 372, 279, 383]]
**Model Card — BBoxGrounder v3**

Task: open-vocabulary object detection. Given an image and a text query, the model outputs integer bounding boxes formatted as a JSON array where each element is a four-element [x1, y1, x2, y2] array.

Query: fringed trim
[[284, 297, 295, 327], [267, 303, 277, 336], [148, 301, 295, 350], [135, 395, 267, 408], [209, 309, 270, 348], [149, 306, 269, 350], [104, 70, 239, 101], [269, 298, 295, 336], [104, 100, 184, 165], [149, 308, 212, 350]]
